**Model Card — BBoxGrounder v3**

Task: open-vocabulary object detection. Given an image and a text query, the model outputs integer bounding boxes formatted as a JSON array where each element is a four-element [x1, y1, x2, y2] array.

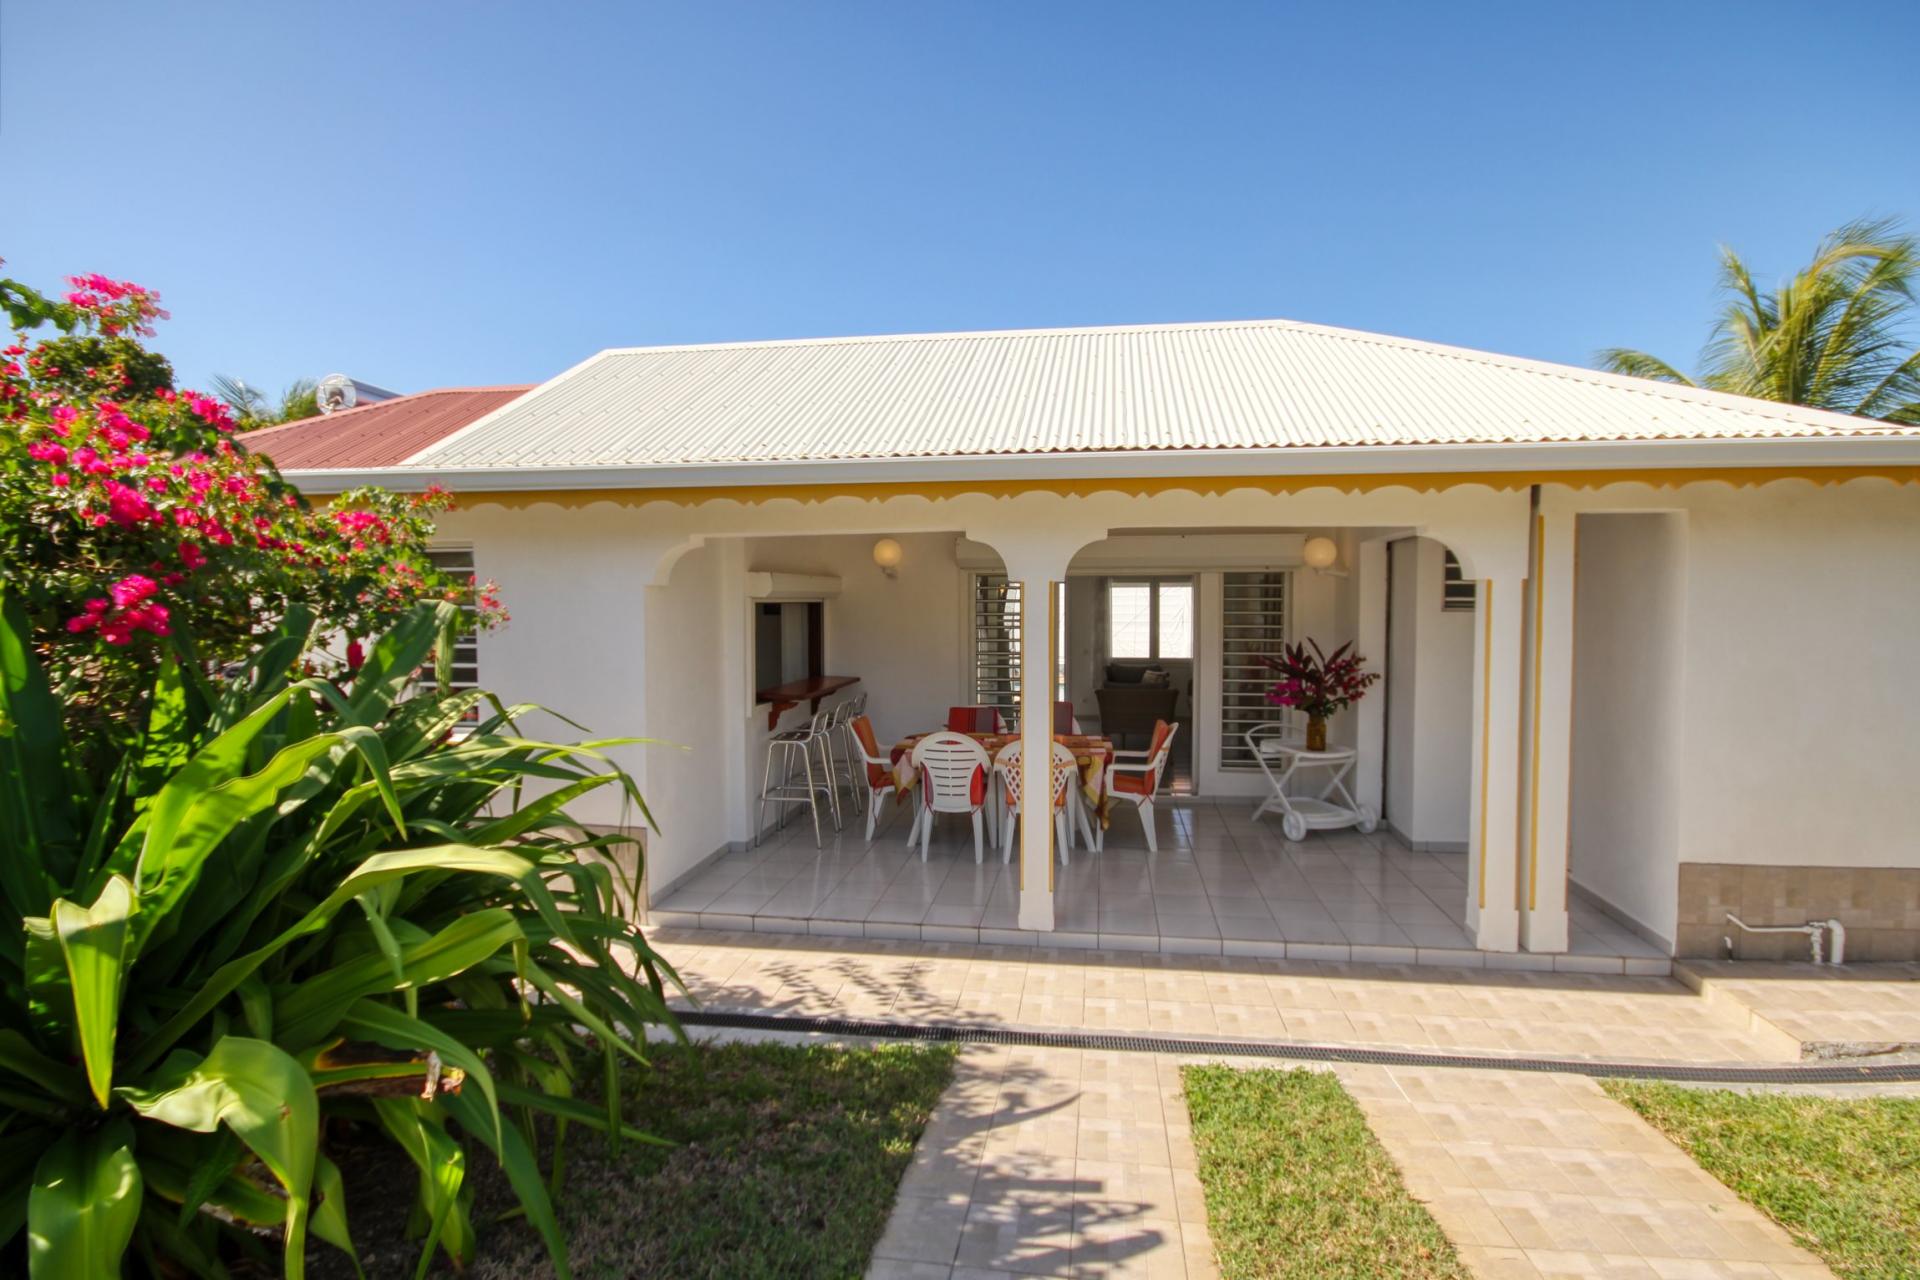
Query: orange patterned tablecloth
[[891, 732, 1114, 823]]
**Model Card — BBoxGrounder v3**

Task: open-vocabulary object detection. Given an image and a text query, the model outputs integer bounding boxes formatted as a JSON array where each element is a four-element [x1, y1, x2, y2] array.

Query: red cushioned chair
[[1103, 719, 1179, 853]]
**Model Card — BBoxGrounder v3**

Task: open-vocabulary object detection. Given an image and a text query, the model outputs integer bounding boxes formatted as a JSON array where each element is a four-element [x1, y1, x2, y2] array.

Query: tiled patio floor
[[651, 798, 1668, 974]]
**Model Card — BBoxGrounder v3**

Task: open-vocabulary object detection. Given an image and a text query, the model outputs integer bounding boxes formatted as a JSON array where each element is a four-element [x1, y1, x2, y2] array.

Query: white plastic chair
[[1056, 742, 1099, 859], [909, 731, 991, 862], [1103, 720, 1179, 853], [995, 740, 1095, 866], [848, 714, 910, 842]]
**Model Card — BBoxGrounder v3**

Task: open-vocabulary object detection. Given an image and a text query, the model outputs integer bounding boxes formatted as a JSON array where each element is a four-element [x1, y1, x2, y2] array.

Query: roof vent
[[315, 374, 401, 415]]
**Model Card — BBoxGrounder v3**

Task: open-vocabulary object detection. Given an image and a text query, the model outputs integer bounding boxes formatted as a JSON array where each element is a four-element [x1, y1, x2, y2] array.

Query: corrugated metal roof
[[240, 386, 532, 470], [403, 320, 1916, 472]]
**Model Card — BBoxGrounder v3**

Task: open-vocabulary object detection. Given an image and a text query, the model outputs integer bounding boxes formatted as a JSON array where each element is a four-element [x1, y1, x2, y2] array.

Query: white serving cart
[[1245, 723, 1378, 841]]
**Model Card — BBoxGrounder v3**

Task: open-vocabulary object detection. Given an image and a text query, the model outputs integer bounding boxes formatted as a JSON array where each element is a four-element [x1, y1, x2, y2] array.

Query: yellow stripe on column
[[1476, 580, 1493, 911], [1048, 580, 1060, 894], [1527, 516, 1545, 912]]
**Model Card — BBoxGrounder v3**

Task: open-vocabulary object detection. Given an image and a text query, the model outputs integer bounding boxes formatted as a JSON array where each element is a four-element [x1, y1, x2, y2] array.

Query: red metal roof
[[238, 385, 531, 470]]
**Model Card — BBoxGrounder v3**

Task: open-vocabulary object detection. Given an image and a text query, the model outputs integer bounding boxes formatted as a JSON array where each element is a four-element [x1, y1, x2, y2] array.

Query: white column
[[1520, 506, 1576, 951], [985, 531, 1095, 934], [1466, 570, 1526, 951], [1354, 538, 1389, 817]]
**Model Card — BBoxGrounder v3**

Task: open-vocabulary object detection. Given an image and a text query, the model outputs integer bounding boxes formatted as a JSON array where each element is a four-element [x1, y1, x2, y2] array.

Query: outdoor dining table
[[889, 730, 1117, 827]]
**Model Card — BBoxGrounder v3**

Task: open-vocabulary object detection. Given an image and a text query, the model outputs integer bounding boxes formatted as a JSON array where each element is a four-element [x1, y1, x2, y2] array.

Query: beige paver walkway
[[867, 1044, 1215, 1279], [1678, 959, 1920, 1058], [654, 928, 1778, 1063], [651, 931, 1910, 1279], [1338, 1064, 1836, 1280], [855, 1039, 1840, 1280]]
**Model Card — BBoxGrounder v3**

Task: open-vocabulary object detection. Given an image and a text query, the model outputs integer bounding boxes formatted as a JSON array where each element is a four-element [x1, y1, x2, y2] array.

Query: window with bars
[[426, 547, 481, 700], [1442, 549, 1478, 611], [971, 574, 1022, 730], [1219, 571, 1289, 770]]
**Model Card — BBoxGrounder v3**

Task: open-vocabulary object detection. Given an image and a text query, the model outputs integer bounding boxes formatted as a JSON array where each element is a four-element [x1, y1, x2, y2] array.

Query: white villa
[[266, 319, 1920, 971]]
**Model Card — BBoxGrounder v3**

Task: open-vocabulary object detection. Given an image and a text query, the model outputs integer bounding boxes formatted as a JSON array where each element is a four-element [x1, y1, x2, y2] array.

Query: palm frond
[[1597, 349, 1696, 385], [1604, 219, 1920, 422], [209, 374, 269, 417], [278, 378, 319, 423]]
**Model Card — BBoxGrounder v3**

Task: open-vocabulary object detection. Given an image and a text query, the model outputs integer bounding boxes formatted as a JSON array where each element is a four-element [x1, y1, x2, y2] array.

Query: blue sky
[[4, 1, 1916, 397]]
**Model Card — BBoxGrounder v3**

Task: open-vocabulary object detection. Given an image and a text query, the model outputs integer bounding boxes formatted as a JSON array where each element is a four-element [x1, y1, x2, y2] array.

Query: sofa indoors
[[1094, 663, 1180, 748]]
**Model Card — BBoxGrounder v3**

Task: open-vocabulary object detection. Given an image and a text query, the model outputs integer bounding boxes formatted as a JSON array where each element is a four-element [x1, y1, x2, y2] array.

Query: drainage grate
[[674, 1010, 1920, 1085]]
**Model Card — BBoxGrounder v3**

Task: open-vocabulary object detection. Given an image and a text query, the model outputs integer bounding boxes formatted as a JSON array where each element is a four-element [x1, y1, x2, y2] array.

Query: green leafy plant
[[0, 596, 680, 1279]]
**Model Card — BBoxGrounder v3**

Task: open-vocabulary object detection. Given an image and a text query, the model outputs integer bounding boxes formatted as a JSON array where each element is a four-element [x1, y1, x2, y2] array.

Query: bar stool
[[826, 700, 865, 816], [757, 708, 842, 848]]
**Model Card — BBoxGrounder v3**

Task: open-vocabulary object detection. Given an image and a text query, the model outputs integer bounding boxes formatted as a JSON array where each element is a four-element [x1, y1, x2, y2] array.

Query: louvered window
[[1442, 550, 1478, 612], [426, 547, 481, 700], [971, 574, 1023, 730], [1219, 572, 1289, 770]]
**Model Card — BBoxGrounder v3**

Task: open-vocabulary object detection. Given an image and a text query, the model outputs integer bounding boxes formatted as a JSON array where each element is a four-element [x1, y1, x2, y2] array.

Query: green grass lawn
[[1603, 1082, 1920, 1280], [1181, 1065, 1470, 1280], [420, 1039, 954, 1280]]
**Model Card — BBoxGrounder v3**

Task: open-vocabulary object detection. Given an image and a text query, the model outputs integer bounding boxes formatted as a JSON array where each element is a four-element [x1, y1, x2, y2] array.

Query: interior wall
[[1288, 562, 1354, 747], [1569, 513, 1684, 941], [1383, 537, 1473, 847], [1066, 576, 1101, 719]]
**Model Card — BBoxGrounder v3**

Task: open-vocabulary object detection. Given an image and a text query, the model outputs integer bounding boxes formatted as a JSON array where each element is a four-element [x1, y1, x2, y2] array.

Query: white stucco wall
[[1569, 513, 1684, 941], [640, 542, 735, 893], [432, 503, 657, 821], [1667, 479, 1920, 868], [1545, 474, 1920, 899], [1384, 537, 1473, 847]]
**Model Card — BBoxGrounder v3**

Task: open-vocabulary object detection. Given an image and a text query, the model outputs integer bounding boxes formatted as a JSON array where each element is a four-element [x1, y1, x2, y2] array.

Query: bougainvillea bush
[[0, 264, 502, 755], [0, 265, 677, 1278]]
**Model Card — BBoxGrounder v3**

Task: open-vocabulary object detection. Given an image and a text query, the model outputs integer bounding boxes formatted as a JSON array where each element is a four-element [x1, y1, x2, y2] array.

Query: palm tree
[[1600, 218, 1920, 424], [210, 373, 320, 428]]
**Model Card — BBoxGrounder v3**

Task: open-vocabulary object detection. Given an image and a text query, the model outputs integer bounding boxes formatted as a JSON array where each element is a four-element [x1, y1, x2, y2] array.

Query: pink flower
[[27, 441, 67, 464], [65, 598, 110, 633], [110, 574, 159, 608], [185, 394, 235, 431], [178, 541, 207, 570], [103, 482, 158, 527]]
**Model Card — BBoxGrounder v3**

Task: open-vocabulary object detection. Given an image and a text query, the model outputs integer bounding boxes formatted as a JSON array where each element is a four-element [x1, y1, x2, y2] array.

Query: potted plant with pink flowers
[[1258, 639, 1381, 751]]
